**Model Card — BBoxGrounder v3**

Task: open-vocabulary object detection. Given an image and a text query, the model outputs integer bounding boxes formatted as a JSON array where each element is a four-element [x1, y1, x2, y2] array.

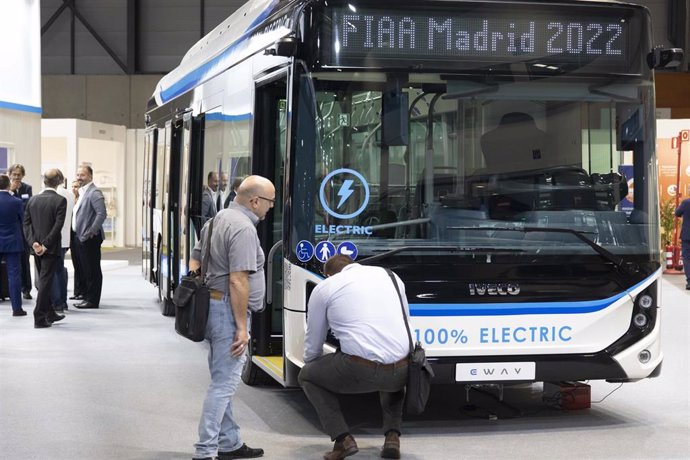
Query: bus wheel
[[162, 297, 176, 317], [241, 356, 269, 386]]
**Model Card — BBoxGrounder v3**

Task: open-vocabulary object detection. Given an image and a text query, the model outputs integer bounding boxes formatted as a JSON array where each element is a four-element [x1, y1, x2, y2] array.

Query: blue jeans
[[194, 297, 247, 458]]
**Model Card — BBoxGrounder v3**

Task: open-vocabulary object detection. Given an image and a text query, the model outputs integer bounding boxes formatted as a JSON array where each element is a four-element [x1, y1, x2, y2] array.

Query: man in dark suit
[[223, 177, 242, 208], [8, 163, 33, 300], [72, 164, 106, 309], [23, 169, 67, 328], [0, 174, 27, 316], [201, 171, 219, 225]]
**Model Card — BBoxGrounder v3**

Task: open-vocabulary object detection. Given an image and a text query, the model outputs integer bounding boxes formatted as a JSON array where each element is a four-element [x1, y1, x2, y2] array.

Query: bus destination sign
[[328, 7, 630, 68]]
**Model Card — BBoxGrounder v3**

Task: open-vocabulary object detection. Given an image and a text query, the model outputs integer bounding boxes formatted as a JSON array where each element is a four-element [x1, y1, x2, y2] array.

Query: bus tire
[[162, 297, 176, 317], [241, 356, 268, 386]]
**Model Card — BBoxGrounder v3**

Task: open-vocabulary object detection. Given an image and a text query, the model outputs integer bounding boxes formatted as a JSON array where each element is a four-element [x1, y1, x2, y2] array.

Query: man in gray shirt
[[189, 175, 275, 460]]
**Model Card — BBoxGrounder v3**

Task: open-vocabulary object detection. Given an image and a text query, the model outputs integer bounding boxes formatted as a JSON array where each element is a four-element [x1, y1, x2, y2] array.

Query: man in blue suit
[[8, 164, 33, 300], [72, 164, 106, 309], [0, 174, 27, 316]]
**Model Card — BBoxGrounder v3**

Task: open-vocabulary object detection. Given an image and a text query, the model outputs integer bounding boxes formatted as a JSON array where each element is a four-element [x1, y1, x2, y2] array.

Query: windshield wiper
[[447, 226, 638, 273], [359, 245, 523, 265]]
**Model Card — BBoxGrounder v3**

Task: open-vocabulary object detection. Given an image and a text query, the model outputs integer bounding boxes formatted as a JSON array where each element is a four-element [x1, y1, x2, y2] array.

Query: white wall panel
[[1, 0, 41, 112]]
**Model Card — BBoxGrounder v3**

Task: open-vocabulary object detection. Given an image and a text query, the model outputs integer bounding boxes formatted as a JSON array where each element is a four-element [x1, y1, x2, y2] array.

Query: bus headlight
[[633, 313, 648, 328], [637, 294, 654, 309]]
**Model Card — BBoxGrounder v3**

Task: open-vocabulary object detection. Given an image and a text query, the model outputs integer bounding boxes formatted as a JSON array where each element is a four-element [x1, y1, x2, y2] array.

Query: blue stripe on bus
[[0, 100, 42, 114], [205, 112, 252, 122], [160, 0, 280, 103], [409, 274, 657, 317]]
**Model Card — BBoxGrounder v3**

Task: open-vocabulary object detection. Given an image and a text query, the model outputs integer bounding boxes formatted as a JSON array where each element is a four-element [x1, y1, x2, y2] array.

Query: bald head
[[235, 175, 276, 220], [44, 168, 64, 188]]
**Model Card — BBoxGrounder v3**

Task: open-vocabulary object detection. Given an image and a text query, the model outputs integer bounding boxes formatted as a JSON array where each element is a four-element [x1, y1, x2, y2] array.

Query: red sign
[[682, 129, 690, 141], [672, 137, 679, 149]]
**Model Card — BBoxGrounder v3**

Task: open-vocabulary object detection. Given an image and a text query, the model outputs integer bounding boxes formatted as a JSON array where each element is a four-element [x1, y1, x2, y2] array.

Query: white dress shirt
[[304, 263, 411, 364], [72, 181, 94, 230], [54, 185, 74, 248]]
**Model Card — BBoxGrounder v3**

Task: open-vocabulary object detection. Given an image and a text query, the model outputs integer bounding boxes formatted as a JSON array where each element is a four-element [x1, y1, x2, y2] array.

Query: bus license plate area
[[455, 362, 536, 381]]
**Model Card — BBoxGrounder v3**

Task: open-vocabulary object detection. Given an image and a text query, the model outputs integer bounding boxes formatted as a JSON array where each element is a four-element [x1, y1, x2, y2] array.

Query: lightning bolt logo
[[336, 179, 354, 209]]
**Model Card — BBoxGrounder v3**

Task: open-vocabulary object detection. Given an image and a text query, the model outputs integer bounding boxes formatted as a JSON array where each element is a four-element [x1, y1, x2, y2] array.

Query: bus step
[[254, 355, 284, 380]]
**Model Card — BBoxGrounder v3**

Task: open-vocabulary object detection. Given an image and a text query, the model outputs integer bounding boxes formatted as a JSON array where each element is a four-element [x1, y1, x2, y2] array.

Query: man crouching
[[299, 254, 410, 459]]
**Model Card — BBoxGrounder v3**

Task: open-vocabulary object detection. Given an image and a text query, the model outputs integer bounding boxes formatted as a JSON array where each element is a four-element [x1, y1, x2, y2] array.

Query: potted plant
[[660, 198, 676, 247]]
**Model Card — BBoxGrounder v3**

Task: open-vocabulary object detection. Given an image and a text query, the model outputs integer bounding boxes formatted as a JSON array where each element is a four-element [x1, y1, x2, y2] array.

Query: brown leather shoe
[[381, 431, 400, 459], [323, 435, 358, 460]]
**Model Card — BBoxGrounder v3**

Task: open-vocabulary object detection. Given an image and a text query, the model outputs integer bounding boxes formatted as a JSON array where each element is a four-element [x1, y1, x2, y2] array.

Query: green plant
[[660, 198, 676, 246]]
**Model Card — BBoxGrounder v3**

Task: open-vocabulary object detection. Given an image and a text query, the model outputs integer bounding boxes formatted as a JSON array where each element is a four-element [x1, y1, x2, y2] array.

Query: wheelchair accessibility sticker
[[319, 168, 370, 220], [296, 240, 314, 262]]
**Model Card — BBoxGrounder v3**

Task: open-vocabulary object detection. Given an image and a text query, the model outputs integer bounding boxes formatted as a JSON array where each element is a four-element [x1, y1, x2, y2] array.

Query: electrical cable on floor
[[591, 382, 623, 403]]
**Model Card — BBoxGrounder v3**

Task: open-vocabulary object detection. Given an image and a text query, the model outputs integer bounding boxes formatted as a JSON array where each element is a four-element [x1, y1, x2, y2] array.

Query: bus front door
[[243, 71, 288, 386]]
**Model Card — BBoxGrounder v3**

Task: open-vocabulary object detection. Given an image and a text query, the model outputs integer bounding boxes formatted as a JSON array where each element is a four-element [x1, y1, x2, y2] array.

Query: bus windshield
[[293, 70, 658, 262]]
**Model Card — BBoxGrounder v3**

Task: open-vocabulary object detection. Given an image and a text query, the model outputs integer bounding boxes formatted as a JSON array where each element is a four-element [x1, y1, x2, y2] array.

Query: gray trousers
[[298, 351, 407, 440]]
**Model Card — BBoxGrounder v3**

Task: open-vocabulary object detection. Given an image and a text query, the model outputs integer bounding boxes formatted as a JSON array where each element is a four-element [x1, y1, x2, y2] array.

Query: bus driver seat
[[480, 112, 547, 173]]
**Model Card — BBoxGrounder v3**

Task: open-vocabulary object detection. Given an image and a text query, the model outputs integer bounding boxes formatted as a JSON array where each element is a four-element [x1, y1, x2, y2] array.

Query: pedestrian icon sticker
[[315, 241, 336, 263], [337, 242, 358, 260], [296, 240, 314, 262]]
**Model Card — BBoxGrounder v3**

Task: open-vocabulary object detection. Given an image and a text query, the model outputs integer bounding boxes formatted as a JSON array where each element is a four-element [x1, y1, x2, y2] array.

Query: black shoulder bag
[[385, 268, 435, 415], [172, 217, 214, 342]]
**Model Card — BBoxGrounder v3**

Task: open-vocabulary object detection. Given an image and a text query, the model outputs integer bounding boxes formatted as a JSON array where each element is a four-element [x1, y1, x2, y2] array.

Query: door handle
[[266, 240, 283, 305]]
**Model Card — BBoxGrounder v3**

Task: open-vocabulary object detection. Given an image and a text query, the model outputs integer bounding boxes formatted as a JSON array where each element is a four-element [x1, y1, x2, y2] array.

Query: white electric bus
[[143, 0, 681, 388]]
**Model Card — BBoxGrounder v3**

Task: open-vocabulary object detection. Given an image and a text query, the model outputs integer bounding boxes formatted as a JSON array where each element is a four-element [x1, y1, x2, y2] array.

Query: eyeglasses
[[256, 196, 275, 205]]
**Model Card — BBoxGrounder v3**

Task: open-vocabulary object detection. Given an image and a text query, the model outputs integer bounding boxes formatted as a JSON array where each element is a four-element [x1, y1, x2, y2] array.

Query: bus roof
[[149, 0, 300, 109]]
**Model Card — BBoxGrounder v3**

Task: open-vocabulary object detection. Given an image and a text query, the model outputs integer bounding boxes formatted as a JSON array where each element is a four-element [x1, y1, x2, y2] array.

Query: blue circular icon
[[315, 241, 336, 263], [319, 168, 370, 220], [337, 242, 358, 260], [296, 240, 314, 262]]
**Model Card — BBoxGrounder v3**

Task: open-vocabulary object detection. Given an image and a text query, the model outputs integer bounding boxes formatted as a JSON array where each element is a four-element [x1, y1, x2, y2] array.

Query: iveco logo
[[469, 283, 520, 296]]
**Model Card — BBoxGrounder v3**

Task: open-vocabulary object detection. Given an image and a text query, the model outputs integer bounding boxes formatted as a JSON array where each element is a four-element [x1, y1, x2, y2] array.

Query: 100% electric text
[[414, 328, 468, 345]]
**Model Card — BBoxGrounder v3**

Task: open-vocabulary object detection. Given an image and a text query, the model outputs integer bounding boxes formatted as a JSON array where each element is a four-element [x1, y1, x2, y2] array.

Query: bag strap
[[200, 216, 215, 283], [384, 268, 413, 355]]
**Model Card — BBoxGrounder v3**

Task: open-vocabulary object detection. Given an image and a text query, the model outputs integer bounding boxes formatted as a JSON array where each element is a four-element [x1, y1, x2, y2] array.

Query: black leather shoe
[[22, 291, 32, 300], [48, 312, 65, 322], [12, 309, 27, 317], [219, 444, 264, 459], [34, 319, 52, 328], [75, 301, 98, 309], [69, 294, 84, 300]]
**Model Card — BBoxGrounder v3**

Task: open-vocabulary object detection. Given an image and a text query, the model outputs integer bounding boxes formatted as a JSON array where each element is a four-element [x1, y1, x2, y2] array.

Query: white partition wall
[[0, 0, 41, 185], [126, 129, 145, 247], [41, 119, 127, 247]]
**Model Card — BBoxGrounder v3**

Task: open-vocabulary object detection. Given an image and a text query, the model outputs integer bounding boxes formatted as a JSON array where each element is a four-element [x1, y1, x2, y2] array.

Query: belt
[[210, 289, 226, 300], [346, 354, 409, 369]]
